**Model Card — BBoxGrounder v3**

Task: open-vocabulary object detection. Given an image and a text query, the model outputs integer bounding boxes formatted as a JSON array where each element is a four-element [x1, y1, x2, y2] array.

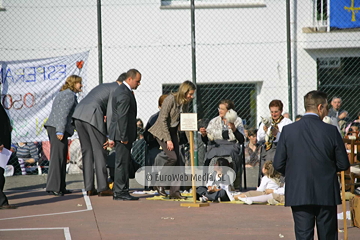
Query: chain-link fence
[[1, 0, 360, 175]]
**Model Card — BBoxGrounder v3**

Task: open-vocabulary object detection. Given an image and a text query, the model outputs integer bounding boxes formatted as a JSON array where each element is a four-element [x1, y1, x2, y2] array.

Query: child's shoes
[[199, 195, 208, 203], [238, 197, 253, 205]]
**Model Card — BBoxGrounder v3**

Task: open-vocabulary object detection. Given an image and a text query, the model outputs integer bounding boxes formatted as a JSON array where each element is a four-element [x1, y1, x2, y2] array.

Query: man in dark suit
[[109, 69, 141, 201], [0, 103, 17, 209], [274, 90, 350, 240], [73, 73, 126, 196]]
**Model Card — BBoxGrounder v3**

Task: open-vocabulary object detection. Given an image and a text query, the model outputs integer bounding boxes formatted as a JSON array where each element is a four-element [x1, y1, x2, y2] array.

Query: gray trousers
[[74, 120, 109, 192], [45, 126, 70, 192]]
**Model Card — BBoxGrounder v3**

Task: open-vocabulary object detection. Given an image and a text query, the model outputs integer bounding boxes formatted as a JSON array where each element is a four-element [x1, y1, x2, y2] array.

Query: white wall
[[2, 0, 360, 125]]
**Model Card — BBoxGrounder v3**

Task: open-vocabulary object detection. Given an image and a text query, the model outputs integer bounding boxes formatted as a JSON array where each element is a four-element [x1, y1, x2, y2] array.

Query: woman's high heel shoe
[[154, 186, 167, 197]]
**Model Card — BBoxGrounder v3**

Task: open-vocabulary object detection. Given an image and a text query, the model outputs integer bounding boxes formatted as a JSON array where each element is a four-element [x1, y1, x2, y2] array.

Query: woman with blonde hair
[[149, 80, 196, 199], [45, 75, 83, 196]]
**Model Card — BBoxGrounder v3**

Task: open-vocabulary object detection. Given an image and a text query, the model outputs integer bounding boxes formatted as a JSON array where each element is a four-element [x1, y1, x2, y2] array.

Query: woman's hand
[[199, 127, 207, 137], [207, 186, 220, 193], [166, 140, 174, 151], [207, 186, 215, 193], [263, 125, 268, 132], [228, 122, 236, 132]]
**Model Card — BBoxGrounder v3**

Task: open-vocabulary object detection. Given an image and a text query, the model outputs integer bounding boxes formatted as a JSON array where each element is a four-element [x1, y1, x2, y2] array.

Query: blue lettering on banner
[[25, 67, 36, 82], [5, 68, 15, 83], [0, 65, 67, 83], [47, 65, 66, 81]]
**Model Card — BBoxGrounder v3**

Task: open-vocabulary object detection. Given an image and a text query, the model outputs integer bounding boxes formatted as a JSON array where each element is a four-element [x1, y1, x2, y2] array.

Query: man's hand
[[199, 127, 207, 137], [104, 116, 107, 123], [166, 141, 174, 151], [121, 141, 128, 145], [108, 140, 115, 148], [103, 140, 109, 149], [0, 144, 4, 152], [57, 134, 64, 141]]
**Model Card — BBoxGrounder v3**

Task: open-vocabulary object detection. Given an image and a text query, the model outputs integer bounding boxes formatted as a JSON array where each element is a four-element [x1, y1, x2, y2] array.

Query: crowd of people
[[1, 71, 357, 239]]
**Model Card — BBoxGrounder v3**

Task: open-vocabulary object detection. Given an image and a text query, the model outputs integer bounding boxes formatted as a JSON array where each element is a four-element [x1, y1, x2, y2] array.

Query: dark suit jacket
[[143, 111, 159, 149], [72, 82, 119, 136], [109, 84, 137, 144], [274, 114, 350, 207], [0, 103, 12, 149]]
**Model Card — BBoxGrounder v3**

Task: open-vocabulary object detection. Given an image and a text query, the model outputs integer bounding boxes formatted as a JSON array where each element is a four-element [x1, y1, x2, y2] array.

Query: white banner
[[0, 51, 89, 142]]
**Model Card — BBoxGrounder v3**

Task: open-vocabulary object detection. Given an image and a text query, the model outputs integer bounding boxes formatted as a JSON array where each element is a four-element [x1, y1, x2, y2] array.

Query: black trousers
[[113, 141, 132, 194], [74, 120, 109, 192], [45, 126, 70, 192], [291, 205, 338, 240], [0, 168, 9, 206], [155, 128, 181, 195]]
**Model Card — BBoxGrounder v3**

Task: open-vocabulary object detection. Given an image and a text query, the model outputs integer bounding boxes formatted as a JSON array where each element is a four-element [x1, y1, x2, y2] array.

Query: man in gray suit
[[109, 69, 141, 201], [73, 73, 126, 196]]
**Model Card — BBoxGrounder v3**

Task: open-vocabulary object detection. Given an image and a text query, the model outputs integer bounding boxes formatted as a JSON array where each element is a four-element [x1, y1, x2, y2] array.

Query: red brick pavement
[[0, 189, 358, 240]]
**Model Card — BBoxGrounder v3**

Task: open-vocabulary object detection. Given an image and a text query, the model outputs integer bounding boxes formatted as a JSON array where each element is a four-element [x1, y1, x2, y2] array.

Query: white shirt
[[257, 117, 293, 142], [123, 81, 132, 92], [257, 175, 280, 192], [273, 185, 285, 195]]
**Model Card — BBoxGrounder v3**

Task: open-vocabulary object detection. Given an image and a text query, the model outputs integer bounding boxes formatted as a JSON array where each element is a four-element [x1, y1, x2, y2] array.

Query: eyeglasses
[[217, 107, 227, 111]]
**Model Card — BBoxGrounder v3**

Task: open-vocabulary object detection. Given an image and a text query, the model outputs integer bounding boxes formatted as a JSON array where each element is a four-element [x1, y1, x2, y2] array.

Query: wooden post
[[181, 131, 209, 207], [340, 170, 348, 240]]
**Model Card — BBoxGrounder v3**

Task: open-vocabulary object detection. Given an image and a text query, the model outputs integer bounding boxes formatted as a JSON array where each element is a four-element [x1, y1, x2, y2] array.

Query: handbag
[[350, 195, 360, 228]]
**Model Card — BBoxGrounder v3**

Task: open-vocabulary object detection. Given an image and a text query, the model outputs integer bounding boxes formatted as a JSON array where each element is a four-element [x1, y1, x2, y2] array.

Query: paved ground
[[1, 168, 359, 240]]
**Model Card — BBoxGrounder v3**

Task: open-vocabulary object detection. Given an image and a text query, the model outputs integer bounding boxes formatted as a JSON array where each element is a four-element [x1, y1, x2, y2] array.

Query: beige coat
[[148, 94, 187, 142]]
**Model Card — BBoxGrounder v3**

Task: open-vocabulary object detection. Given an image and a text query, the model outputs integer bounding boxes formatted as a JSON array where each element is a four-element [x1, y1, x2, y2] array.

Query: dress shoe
[[86, 190, 98, 196], [47, 191, 64, 196], [62, 189, 72, 194], [98, 189, 113, 197], [169, 192, 187, 200], [154, 186, 167, 197], [113, 193, 139, 201], [0, 204, 17, 210]]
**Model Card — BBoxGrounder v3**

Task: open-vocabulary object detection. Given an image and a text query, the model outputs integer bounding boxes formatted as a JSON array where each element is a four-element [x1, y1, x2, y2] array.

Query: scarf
[[207, 116, 241, 142], [265, 115, 284, 151]]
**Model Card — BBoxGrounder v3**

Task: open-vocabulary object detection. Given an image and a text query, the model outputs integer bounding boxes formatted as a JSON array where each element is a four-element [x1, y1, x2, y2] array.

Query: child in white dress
[[234, 160, 281, 200]]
